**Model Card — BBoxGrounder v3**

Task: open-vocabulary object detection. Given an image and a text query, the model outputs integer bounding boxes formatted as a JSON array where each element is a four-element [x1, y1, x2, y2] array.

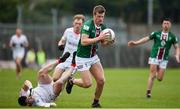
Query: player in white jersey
[[52, 14, 85, 82], [18, 52, 77, 107], [9, 28, 29, 79]]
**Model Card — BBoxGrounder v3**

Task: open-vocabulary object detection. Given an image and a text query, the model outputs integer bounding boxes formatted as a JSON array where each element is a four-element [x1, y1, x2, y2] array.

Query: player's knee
[[97, 78, 105, 86], [157, 77, 163, 81], [83, 82, 92, 88], [150, 67, 156, 73], [148, 75, 155, 81], [16, 60, 21, 65], [53, 77, 58, 82]]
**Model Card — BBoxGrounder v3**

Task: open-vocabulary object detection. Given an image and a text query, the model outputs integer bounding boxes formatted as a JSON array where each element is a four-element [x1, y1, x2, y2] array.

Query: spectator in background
[[25, 47, 36, 68], [37, 48, 46, 68], [9, 28, 29, 79]]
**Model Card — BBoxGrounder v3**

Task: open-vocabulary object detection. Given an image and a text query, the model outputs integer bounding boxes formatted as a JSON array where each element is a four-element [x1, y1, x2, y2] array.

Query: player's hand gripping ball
[[101, 28, 115, 45]]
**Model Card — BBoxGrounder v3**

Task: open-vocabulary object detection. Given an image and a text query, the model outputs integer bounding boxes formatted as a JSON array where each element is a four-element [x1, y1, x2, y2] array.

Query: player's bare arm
[[9, 40, 12, 47], [23, 42, 29, 48], [22, 37, 29, 48], [174, 43, 180, 63], [81, 32, 107, 46], [58, 37, 66, 45], [128, 36, 150, 47], [9, 39, 14, 48], [58, 36, 66, 51]]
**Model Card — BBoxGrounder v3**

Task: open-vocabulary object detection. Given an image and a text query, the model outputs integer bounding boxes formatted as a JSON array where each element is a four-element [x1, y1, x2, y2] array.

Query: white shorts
[[148, 57, 168, 69], [76, 55, 100, 71], [55, 60, 78, 74], [55, 61, 71, 70], [13, 51, 25, 60]]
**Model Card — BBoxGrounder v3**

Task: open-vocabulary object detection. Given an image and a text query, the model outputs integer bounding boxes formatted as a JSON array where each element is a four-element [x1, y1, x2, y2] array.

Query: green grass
[[0, 68, 180, 108]]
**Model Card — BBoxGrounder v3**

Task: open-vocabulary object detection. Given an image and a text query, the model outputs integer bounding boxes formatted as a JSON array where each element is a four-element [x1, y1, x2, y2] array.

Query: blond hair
[[73, 14, 85, 22]]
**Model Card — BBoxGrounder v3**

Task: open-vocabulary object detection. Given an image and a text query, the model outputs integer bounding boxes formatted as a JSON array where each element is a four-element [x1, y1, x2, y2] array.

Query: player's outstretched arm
[[23, 36, 29, 48], [174, 43, 180, 63], [128, 36, 149, 47], [9, 38, 14, 48], [38, 60, 59, 75]]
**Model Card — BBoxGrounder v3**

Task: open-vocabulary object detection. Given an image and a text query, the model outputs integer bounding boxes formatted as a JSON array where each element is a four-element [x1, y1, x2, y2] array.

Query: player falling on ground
[[65, 5, 113, 107], [128, 18, 180, 98], [9, 28, 29, 79], [52, 14, 85, 82], [18, 52, 77, 107]]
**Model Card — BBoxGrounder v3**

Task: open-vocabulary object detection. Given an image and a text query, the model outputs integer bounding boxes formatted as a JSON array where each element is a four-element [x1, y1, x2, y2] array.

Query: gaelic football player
[[9, 28, 29, 79], [18, 52, 77, 107], [66, 5, 113, 107], [52, 14, 85, 82], [128, 18, 180, 98]]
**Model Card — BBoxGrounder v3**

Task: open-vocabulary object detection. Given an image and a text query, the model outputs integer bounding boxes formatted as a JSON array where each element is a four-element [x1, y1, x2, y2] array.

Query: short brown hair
[[162, 18, 172, 23], [73, 14, 85, 22], [93, 5, 106, 15]]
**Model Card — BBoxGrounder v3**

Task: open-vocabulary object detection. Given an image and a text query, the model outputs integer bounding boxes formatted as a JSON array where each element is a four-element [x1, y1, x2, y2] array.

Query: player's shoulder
[[100, 23, 106, 30], [82, 19, 94, 31], [169, 31, 176, 37], [10, 35, 17, 41], [84, 19, 93, 25], [150, 31, 161, 36], [11, 34, 16, 38], [83, 19, 94, 28], [20, 34, 28, 40], [65, 27, 73, 32], [21, 34, 27, 38]]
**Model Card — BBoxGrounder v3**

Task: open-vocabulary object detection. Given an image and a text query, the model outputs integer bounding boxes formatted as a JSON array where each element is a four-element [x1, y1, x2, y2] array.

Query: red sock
[[71, 64, 76, 67]]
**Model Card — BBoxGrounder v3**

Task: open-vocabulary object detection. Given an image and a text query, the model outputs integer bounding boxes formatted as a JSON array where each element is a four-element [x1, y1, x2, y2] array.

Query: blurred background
[[0, 0, 180, 68]]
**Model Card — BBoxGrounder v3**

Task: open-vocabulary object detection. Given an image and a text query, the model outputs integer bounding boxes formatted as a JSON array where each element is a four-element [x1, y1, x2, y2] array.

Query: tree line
[[0, 0, 180, 23]]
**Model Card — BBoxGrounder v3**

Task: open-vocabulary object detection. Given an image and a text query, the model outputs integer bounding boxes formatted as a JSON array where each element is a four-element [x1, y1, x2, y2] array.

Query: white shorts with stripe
[[148, 57, 168, 69], [76, 55, 100, 71]]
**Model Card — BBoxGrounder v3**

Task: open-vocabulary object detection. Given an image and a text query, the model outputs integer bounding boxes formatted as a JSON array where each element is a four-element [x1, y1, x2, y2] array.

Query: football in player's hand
[[101, 28, 115, 45]]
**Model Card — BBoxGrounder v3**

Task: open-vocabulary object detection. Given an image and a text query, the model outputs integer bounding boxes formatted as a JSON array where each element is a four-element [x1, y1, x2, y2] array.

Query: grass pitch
[[0, 68, 180, 108]]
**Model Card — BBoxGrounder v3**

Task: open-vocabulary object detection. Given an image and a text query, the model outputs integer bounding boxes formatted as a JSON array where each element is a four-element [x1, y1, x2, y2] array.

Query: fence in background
[[0, 17, 180, 68]]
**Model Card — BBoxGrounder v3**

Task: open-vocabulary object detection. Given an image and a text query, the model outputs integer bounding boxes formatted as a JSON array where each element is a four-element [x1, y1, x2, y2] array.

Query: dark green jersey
[[149, 31, 178, 60], [77, 19, 106, 58]]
